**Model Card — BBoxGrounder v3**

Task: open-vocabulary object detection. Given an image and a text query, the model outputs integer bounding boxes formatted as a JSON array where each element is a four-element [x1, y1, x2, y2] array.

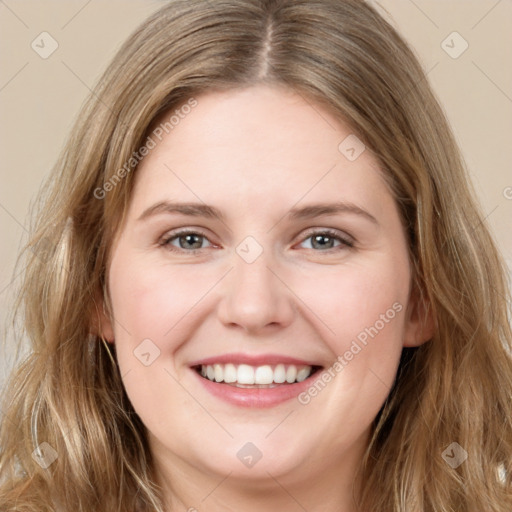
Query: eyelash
[[159, 228, 354, 254]]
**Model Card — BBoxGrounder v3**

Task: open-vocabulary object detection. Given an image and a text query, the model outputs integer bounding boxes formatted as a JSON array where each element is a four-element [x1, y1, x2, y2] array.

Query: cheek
[[295, 254, 410, 402], [108, 253, 213, 351], [299, 258, 409, 342], [262, 258, 410, 459], [107, 254, 213, 430], [284, 262, 408, 436]]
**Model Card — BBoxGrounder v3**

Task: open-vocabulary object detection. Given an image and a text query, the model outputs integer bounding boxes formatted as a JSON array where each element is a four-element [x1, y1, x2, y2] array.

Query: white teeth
[[214, 364, 223, 382], [296, 367, 310, 382], [286, 365, 297, 383], [224, 363, 237, 383], [273, 364, 286, 383], [198, 363, 314, 385], [237, 364, 255, 384], [254, 365, 274, 385]]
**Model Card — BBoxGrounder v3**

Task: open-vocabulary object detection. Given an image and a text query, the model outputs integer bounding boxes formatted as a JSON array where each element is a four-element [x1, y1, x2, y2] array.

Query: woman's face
[[104, 85, 428, 489]]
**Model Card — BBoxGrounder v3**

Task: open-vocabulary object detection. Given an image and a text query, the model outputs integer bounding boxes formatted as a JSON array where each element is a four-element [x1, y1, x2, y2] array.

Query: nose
[[216, 247, 295, 334]]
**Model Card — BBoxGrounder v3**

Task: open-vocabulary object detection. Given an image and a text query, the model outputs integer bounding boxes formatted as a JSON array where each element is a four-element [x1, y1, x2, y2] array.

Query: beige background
[[1, 0, 511, 387]]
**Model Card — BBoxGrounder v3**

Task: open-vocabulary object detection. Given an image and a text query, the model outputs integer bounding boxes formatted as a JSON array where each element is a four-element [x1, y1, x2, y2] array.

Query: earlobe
[[403, 286, 435, 347], [90, 290, 115, 343]]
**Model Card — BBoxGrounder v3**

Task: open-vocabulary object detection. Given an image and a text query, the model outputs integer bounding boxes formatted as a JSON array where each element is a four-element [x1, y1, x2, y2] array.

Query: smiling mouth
[[193, 363, 323, 388]]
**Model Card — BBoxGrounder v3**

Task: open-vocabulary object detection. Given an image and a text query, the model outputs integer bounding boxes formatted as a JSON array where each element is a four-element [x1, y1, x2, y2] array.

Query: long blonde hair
[[1, 1, 511, 510]]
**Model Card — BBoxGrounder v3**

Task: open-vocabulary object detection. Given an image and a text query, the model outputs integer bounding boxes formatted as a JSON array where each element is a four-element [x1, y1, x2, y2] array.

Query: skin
[[101, 84, 433, 512]]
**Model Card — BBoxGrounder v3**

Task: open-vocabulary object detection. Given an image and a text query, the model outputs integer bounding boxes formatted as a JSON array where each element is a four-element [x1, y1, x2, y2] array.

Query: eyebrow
[[137, 200, 378, 225], [288, 202, 378, 225], [137, 201, 225, 222]]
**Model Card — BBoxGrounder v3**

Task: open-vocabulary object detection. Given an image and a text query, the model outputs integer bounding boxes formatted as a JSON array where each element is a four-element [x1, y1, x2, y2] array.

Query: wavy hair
[[1, 0, 511, 510]]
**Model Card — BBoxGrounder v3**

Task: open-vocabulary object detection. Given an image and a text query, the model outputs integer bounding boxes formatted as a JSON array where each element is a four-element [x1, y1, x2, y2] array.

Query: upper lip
[[189, 353, 324, 367]]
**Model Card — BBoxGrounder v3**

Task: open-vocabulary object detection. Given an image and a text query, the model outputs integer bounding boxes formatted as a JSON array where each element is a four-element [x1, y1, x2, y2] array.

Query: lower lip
[[191, 368, 321, 408]]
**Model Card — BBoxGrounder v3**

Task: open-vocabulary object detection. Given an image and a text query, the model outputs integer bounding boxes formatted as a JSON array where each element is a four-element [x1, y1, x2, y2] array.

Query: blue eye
[[161, 231, 212, 252], [160, 228, 353, 254], [299, 230, 354, 251]]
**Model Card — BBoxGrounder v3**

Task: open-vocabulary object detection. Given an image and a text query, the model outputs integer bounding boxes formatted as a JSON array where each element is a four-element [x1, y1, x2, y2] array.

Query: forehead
[[131, 85, 392, 219]]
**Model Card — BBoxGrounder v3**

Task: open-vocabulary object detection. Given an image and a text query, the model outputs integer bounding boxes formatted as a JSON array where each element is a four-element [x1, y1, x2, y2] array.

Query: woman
[[1, 1, 510, 510]]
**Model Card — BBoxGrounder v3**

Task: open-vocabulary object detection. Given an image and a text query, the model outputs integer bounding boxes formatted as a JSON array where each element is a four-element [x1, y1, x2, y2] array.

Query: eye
[[159, 228, 354, 254], [160, 230, 214, 252], [298, 229, 354, 251]]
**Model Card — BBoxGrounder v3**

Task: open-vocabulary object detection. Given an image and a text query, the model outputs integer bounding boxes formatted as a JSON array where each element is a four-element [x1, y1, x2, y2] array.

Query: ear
[[402, 284, 435, 347], [90, 288, 115, 343]]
